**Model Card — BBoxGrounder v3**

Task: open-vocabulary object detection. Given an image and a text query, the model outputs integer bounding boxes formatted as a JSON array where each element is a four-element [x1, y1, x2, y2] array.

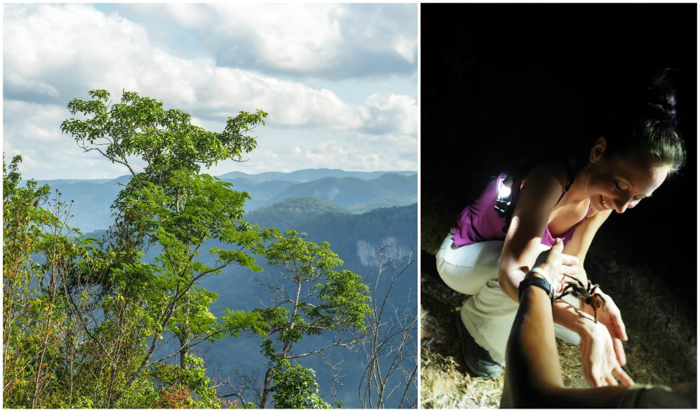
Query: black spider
[[557, 274, 606, 323]]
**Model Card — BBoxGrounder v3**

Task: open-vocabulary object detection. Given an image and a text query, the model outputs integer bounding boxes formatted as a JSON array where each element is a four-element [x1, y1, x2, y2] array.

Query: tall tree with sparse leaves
[[246, 230, 371, 408], [58, 89, 271, 407]]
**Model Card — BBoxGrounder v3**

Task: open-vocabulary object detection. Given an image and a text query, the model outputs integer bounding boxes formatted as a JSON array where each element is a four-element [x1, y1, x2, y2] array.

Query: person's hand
[[580, 287, 629, 367], [532, 238, 579, 294], [579, 317, 634, 387]]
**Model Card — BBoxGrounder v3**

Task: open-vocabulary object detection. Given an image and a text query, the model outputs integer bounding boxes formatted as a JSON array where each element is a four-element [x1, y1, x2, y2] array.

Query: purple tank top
[[453, 172, 591, 247]]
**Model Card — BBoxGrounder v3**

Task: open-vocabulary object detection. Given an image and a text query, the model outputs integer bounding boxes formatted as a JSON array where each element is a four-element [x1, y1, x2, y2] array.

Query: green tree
[[239, 230, 371, 408], [3, 156, 114, 407], [271, 360, 330, 409], [3, 155, 54, 407], [5, 89, 374, 409], [59, 89, 270, 407]]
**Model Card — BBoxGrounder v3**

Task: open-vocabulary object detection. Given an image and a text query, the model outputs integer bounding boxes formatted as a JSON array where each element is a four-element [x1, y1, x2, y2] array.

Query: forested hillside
[[4, 90, 417, 409], [192, 202, 418, 408]]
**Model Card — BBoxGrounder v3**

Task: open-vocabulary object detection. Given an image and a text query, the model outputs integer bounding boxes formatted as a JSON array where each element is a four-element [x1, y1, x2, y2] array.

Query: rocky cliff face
[[356, 237, 413, 266]]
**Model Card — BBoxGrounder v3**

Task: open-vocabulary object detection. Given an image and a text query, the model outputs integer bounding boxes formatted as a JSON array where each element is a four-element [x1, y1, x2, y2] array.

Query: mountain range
[[48, 168, 417, 408], [192, 201, 418, 408], [218, 168, 414, 183], [34, 169, 416, 232]]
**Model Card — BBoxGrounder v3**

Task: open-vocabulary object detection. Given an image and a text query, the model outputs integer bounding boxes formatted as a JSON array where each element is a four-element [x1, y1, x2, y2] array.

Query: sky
[[3, 3, 418, 180]]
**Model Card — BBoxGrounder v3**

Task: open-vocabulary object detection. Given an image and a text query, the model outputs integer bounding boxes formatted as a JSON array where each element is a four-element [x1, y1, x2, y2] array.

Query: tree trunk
[[179, 297, 191, 369], [178, 331, 189, 369], [260, 367, 274, 408]]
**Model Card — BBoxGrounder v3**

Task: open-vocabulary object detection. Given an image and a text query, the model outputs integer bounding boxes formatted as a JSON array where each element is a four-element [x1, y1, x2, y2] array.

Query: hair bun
[[646, 68, 679, 126], [603, 68, 686, 175]]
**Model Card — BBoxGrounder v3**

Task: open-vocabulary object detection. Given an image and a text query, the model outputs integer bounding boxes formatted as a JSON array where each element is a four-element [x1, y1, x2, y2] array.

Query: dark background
[[421, 4, 697, 305]]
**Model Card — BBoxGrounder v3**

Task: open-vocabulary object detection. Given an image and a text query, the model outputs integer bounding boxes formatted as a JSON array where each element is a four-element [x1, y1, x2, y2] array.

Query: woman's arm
[[498, 162, 576, 301], [561, 206, 612, 281], [502, 248, 629, 407], [503, 283, 629, 407], [498, 163, 632, 387], [552, 207, 633, 387]]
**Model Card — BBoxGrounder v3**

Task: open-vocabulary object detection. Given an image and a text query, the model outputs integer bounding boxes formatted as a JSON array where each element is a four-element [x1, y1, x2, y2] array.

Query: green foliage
[[150, 354, 221, 408], [3, 89, 273, 408], [265, 231, 371, 335], [61, 89, 266, 178], [4, 89, 379, 409], [313, 269, 371, 332], [271, 360, 331, 409], [247, 230, 371, 407], [266, 230, 343, 273], [220, 309, 272, 338], [3, 155, 64, 408]]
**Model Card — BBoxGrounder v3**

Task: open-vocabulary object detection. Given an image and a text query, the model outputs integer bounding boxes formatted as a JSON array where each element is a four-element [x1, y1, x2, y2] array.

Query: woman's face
[[586, 140, 672, 214]]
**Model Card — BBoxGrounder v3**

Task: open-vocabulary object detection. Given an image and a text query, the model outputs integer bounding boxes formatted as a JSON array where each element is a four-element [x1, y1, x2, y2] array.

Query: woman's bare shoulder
[[521, 159, 569, 194]]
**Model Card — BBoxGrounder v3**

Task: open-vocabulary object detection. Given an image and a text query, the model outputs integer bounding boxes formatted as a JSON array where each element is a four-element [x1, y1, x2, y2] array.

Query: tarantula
[[557, 274, 606, 323]]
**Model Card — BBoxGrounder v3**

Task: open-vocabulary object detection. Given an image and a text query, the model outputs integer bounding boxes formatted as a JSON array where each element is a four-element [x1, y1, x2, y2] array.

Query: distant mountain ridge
[[246, 197, 350, 230], [33, 169, 417, 232], [219, 168, 415, 183], [246, 197, 417, 268], [269, 174, 416, 213]]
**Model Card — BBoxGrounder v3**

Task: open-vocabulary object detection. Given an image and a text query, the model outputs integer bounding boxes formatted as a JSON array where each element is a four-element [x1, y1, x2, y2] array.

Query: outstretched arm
[[558, 208, 632, 387], [501, 240, 629, 408], [499, 163, 632, 388]]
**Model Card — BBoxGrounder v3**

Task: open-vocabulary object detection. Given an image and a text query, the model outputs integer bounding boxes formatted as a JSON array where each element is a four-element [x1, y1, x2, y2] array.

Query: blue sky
[[3, 3, 417, 180]]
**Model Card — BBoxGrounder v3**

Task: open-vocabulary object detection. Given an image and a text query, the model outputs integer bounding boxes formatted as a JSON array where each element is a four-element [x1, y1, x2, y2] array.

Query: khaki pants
[[436, 230, 579, 365]]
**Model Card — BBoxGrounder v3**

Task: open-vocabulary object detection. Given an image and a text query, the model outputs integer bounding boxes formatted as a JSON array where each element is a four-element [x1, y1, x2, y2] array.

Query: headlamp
[[494, 176, 514, 218]]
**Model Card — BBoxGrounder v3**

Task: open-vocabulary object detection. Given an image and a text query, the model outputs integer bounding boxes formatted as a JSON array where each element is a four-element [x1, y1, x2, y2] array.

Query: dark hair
[[601, 69, 686, 175]]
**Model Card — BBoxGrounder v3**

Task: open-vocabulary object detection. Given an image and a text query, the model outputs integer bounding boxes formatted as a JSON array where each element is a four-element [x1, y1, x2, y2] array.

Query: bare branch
[[358, 244, 417, 408]]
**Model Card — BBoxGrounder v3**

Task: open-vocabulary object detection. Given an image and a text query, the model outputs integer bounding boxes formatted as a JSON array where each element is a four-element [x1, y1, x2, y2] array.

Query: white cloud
[[3, 4, 417, 179], [4, 100, 65, 137], [294, 138, 416, 172], [116, 3, 417, 79], [392, 35, 418, 64], [4, 4, 373, 129], [206, 124, 417, 176], [217, 4, 345, 73], [361, 93, 417, 135], [5, 73, 59, 99], [163, 3, 209, 28]]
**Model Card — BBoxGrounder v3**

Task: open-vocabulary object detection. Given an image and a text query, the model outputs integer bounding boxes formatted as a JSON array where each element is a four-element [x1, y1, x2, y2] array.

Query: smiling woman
[[420, 4, 695, 408], [435, 71, 686, 386], [585, 143, 672, 214]]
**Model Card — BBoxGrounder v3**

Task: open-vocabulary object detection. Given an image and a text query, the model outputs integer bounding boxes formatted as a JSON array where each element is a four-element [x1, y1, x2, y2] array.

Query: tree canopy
[[3, 89, 383, 408]]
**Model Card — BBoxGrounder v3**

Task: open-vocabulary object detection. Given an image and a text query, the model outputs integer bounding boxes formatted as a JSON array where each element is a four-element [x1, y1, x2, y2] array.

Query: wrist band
[[518, 271, 555, 305]]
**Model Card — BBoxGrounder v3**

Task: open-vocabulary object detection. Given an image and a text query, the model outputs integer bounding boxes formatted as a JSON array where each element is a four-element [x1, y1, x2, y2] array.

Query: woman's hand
[[579, 316, 634, 387], [580, 288, 629, 366], [536, 240, 632, 387], [532, 238, 579, 294]]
